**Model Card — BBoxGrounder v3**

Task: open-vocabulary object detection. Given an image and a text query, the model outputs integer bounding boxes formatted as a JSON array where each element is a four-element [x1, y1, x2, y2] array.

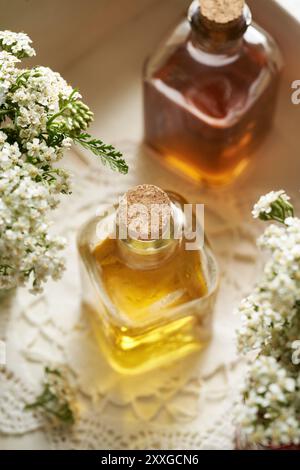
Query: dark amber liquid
[[144, 28, 280, 185]]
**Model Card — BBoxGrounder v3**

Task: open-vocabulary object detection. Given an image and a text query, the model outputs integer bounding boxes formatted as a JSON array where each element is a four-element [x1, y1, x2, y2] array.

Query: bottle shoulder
[[144, 19, 282, 124], [145, 18, 282, 76], [245, 22, 283, 72]]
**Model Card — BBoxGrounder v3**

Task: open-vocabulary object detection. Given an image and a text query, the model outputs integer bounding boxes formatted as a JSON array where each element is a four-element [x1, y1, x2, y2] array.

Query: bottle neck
[[117, 236, 179, 271], [116, 199, 185, 270], [188, 0, 251, 55]]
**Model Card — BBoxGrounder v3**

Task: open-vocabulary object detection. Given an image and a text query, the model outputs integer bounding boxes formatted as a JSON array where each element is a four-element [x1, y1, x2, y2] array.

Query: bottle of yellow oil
[[78, 185, 218, 374]]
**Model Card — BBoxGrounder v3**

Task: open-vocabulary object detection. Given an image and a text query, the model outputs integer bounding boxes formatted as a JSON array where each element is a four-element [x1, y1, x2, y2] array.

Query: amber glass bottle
[[144, 0, 282, 185]]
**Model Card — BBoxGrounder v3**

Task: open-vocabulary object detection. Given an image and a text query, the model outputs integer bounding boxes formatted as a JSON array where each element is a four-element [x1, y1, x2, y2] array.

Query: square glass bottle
[[78, 185, 219, 374], [144, 0, 283, 185]]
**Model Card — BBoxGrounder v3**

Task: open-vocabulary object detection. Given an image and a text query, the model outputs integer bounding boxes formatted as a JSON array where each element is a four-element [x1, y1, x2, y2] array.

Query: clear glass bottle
[[143, 0, 282, 185], [78, 185, 219, 374]]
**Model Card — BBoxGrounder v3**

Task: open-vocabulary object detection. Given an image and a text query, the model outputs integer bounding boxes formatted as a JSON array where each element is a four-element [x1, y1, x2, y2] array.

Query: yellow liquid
[[89, 238, 210, 374]]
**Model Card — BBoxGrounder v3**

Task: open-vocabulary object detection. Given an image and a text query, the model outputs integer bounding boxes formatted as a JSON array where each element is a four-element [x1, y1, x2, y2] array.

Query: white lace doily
[[0, 142, 262, 450]]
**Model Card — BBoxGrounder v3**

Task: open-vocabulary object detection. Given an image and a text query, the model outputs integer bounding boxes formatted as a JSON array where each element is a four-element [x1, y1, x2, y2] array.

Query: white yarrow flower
[[0, 31, 35, 57], [252, 190, 290, 219], [0, 29, 124, 293], [292, 341, 300, 365], [237, 191, 300, 447]]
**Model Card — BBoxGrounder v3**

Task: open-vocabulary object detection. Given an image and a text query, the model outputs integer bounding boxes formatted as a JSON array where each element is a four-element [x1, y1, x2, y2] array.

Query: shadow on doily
[[0, 289, 17, 341], [63, 298, 241, 431]]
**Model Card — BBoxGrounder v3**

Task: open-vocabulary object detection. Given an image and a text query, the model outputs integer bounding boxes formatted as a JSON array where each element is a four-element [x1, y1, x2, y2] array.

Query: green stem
[[47, 89, 78, 126], [0, 108, 13, 116]]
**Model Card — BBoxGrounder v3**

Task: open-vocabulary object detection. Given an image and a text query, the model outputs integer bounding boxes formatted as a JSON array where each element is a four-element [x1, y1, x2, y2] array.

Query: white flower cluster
[[0, 31, 107, 293], [252, 190, 293, 221], [0, 31, 35, 58], [9, 66, 79, 144], [0, 131, 65, 292], [238, 356, 300, 446], [0, 51, 20, 106], [237, 191, 300, 447]]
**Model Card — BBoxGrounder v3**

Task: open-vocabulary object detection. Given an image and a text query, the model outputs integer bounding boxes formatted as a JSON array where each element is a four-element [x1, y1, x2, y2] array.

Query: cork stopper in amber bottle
[[200, 0, 245, 24]]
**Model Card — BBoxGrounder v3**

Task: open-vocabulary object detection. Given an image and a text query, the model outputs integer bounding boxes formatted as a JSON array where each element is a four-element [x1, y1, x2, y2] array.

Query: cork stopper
[[118, 185, 172, 241], [200, 0, 245, 24]]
